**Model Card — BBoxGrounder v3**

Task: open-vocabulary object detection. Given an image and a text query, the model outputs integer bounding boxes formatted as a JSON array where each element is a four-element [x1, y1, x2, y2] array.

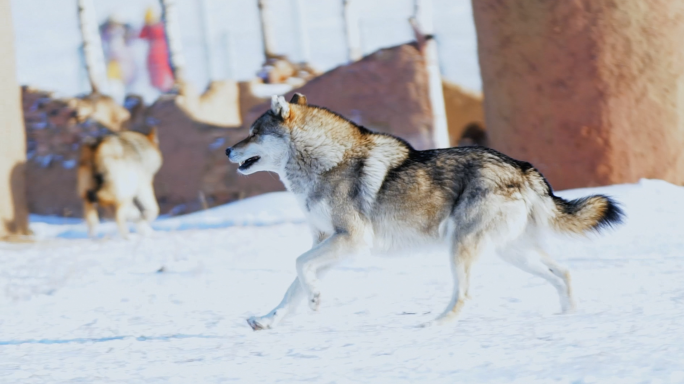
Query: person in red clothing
[[139, 8, 174, 92]]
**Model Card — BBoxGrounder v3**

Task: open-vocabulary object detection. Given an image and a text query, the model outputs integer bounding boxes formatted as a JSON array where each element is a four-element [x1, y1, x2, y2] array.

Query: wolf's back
[[77, 130, 161, 204], [524, 167, 624, 234]]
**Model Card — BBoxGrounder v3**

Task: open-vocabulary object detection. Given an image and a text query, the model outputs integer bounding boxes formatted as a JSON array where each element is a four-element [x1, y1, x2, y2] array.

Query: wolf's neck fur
[[282, 110, 356, 193], [280, 106, 410, 197]]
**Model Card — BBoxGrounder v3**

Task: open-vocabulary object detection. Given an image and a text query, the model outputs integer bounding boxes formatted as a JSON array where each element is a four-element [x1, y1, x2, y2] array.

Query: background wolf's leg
[[247, 278, 305, 330], [499, 240, 575, 313], [426, 233, 484, 326], [296, 233, 364, 311], [135, 183, 159, 236], [83, 201, 99, 238], [136, 182, 159, 224], [115, 199, 134, 239]]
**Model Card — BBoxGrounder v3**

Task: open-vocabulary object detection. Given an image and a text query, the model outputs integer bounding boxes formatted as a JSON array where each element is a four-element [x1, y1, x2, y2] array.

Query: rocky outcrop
[[474, 0, 684, 189], [246, 43, 436, 149]]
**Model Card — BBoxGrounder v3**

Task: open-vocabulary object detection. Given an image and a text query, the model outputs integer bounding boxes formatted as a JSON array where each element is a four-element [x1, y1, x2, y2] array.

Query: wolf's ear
[[271, 95, 291, 120], [146, 127, 159, 145], [290, 93, 307, 105]]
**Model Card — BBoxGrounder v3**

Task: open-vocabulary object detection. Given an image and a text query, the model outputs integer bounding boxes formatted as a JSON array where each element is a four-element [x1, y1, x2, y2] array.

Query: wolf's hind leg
[[499, 239, 575, 313], [424, 232, 485, 327], [84, 201, 99, 238], [247, 278, 305, 330]]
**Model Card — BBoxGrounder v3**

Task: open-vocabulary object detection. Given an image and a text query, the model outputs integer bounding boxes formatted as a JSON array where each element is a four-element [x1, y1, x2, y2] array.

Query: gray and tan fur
[[78, 129, 162, 238], [68, 93, 131, 132], [226, 94, 624, 330]]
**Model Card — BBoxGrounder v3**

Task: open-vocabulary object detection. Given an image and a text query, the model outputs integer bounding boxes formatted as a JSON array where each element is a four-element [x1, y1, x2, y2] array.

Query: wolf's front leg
[[247, 278, 304, 330], [295, 233, 362, 311]]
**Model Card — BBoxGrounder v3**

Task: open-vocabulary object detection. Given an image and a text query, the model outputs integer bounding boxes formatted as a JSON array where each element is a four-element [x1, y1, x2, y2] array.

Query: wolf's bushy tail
[[524, 167, 624, 234], [550, 194, 624, 234]]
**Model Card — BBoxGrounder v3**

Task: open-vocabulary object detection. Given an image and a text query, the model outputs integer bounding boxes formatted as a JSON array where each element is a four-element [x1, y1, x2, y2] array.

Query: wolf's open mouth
[[239, 156, 261, 170]]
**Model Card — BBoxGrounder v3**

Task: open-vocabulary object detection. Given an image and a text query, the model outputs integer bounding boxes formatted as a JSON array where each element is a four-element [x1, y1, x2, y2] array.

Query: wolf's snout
[[225, 147, 232, 157]]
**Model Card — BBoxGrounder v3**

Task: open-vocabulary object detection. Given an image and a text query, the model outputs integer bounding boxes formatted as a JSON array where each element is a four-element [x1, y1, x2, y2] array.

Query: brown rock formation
[[22, 88, 104, 217], [473, 0, 684, 189], [246, 43, 436, 149]]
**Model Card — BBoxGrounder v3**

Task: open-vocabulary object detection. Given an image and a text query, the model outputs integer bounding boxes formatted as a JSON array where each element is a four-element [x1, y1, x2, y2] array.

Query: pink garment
[[139, 23, 174, 92]]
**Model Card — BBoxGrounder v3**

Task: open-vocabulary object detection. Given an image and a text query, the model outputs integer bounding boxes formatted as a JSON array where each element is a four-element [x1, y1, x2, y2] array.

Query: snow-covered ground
[[1, 179, 684, 383]]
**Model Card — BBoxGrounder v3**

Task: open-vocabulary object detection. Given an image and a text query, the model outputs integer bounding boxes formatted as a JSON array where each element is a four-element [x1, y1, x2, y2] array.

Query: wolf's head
[[226, 93, 308, 175]]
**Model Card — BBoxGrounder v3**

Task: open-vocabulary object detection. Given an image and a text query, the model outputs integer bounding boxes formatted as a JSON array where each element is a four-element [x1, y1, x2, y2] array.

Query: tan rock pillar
[[473, 0, 684, 189], [0, 0, 29, 239]]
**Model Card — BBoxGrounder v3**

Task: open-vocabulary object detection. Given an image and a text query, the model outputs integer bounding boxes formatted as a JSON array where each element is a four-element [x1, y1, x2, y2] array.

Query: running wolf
[[78, 129, 162, 238], [226, 94, 623, 330]]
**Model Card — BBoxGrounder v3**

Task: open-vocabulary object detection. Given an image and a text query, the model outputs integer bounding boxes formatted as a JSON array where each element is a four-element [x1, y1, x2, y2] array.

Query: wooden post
[[293, 0, 311, 63], [77, 0, 109, 94], [411, 0, 450, 148], [258, 0, 277, 59], [343, 0, 362, 62], [0, 0, 29, 240], [160, 0, 186, 83]]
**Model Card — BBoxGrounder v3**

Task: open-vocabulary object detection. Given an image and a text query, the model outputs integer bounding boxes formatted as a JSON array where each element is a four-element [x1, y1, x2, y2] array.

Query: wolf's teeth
[[239, 161, 244, 166]]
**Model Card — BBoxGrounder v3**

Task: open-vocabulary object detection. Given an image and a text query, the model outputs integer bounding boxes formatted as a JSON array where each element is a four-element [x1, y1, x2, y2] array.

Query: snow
[[1, 179, 684, 382], [29, 192, 305, 239]]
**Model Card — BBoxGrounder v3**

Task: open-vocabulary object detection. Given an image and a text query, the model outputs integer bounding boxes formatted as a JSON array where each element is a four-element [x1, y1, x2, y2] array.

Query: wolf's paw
[[558, 299, 577, 315], [308, 292, 321, 311], [137, 222, 155, 236], [418, 319, 443, 328], [418, 316, 456, 328], [247, 316, 271, 331], [558, 306, 577, 315]]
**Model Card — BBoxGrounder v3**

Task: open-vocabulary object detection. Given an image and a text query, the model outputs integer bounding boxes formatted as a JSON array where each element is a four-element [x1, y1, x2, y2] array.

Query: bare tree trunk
[[293, 0, 311, 63], [0, 0, 29, 240], [411, 0, 450, 148], [258, 0, 277, 59], [199, 0, 217, 81], [160, 0, 186, 83], [223, 31, 236, 79], [77, 0, 108, 94], [343, 0, 362, 62]]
